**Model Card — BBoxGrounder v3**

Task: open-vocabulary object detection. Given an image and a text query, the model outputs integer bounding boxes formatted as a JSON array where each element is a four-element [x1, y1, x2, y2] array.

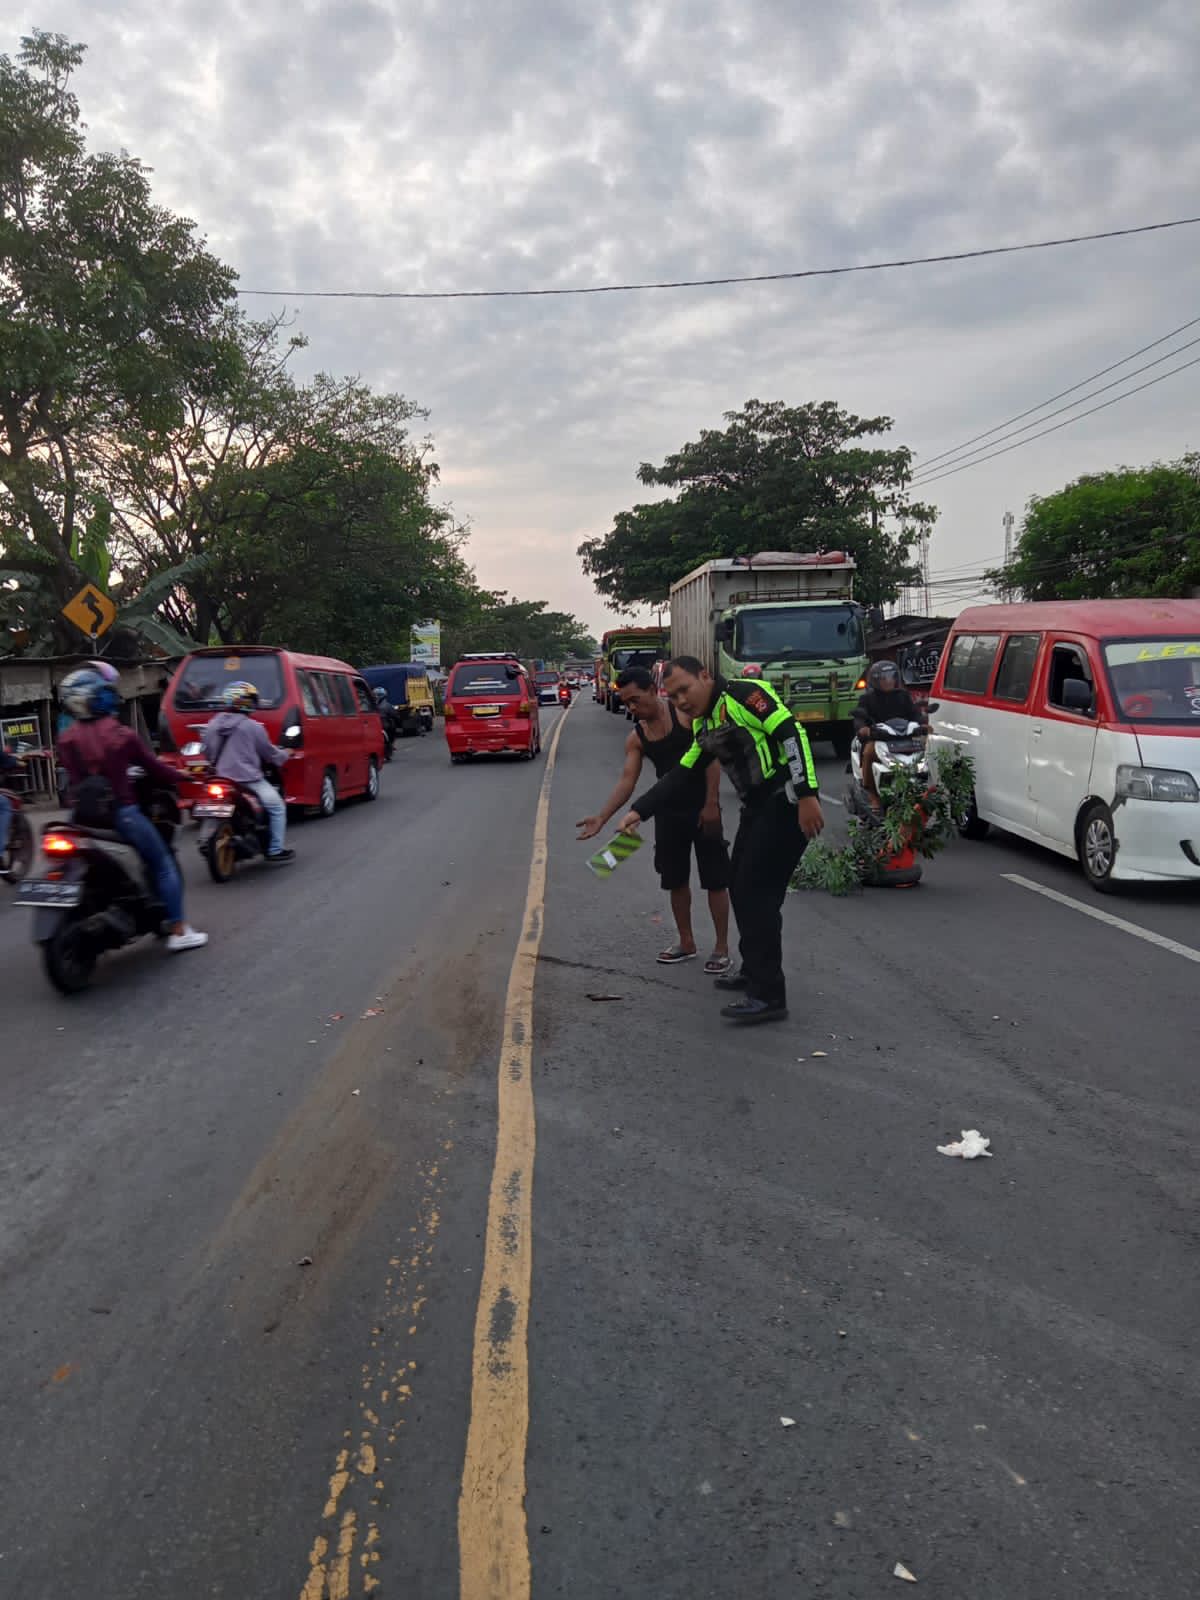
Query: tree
[[0, 32, 239, 635], [578, 400, 935, 609], [441, 595, 596, 666], [990, 457, 1200, 601]]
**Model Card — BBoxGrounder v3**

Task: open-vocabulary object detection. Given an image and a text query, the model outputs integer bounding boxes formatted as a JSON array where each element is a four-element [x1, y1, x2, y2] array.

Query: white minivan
[[928, 600, 1200, 892]]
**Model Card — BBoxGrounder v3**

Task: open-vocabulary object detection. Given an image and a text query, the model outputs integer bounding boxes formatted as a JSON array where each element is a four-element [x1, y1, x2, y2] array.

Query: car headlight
[[1115, 764, 1200, 803]]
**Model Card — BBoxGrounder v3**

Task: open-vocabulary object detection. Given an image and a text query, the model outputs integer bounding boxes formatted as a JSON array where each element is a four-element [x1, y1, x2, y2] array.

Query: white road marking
[[822, 795, 844, 807], [1003, 873, 1200, 966]]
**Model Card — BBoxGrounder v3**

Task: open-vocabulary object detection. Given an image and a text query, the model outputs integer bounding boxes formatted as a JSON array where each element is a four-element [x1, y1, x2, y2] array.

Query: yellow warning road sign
[[62, 583, 117, 639]]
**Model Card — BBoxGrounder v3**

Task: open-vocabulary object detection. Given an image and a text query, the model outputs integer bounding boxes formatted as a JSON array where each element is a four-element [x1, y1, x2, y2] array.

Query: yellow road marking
[[458, 706, 570, 1599]]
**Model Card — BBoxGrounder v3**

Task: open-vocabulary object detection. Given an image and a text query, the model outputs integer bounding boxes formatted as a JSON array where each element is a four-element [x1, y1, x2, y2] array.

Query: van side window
[[331, 675, 356, 716], [298, 671, 321, 716], [993, 634, 1042, 702], [352, 678, 375, 713], [1047, 644, 1093, 713], [943, 633, 1000, 695], [311, 674, 337, 716]]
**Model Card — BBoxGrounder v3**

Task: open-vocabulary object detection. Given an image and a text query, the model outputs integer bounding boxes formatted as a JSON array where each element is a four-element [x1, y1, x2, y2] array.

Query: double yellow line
[[458, 707, 569, 1598]]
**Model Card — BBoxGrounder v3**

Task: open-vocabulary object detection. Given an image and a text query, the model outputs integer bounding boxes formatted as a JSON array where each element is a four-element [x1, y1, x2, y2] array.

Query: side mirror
[[1061, 677, 1094, 715], [714, 619, 733, 643], [926, 702, 940, 714]]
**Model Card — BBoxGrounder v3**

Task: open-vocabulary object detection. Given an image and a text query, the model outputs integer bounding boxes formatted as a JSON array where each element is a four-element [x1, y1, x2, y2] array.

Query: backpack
[[69, 722, 118, 829]]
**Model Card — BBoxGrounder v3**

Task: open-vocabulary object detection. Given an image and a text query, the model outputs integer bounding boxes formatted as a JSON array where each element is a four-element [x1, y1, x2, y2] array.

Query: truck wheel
[[830, 726, 853, 761], [43, 914, 97, 994]]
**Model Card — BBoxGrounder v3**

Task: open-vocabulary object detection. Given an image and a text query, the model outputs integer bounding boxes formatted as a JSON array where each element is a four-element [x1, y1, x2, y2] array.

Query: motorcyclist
[[852, 660, 927, 803], [373, 686, 397, 753], [56, 668, 208, 952], [201, 682, 295, 862], [0, 739, 23, 875]]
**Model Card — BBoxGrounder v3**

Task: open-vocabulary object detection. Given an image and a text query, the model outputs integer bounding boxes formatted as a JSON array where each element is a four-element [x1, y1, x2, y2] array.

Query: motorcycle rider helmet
[[373, 687, 388, 706], [60, 667, 118, 721], [93, 660, 120, 684], [867, 659, 901, 692], [223, 680, 260, 713]]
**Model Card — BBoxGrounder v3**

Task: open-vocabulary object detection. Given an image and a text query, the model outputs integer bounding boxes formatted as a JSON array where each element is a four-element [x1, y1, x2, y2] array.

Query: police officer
[[619, 654, 823, 1024]]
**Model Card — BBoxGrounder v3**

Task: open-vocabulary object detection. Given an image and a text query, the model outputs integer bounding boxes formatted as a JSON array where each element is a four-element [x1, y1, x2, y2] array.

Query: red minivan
[[161, 646, 385, 816], [443, 653, 542, 763]]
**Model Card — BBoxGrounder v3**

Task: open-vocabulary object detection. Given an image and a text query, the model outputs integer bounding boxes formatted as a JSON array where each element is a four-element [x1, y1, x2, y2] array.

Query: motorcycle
[[182, 745, 291, 882], [17, 778, 182, 992], [0, 785, 34, 884], [845, 719, 932, 887]]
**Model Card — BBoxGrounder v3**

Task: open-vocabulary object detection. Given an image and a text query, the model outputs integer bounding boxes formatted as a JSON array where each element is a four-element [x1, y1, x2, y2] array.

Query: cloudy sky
[[17, 0, 1199, 635]]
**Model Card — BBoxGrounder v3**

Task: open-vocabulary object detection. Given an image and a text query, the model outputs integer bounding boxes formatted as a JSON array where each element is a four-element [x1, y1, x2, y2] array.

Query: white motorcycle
[[844, 719, 932, 886]]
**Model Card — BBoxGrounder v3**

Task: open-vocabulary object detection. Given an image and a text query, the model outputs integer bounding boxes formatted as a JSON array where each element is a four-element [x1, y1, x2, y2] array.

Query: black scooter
[[18, 784, 181, 993]]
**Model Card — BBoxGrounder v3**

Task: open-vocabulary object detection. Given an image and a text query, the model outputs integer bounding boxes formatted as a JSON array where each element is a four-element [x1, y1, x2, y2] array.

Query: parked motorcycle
[[0, 785, 34, 884], [845, 719, 931, 887], [17, 781, 182, 992]]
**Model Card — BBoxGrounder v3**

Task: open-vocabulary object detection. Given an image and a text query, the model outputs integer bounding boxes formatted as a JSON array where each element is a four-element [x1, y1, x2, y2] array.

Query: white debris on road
[[937, 1129, 993, 1159]]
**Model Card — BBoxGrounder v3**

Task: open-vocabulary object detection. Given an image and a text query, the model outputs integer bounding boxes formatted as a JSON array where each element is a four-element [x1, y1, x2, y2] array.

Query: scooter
[[0, 785, 34, 884], [845, 719, 932, 887], [17, 781, 182, 993]]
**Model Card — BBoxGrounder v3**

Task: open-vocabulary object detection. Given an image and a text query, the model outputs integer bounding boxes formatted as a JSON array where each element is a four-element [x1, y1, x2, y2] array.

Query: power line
[[914, 310, 1200, 476], [913, 351, 1200, 488], [236, 215, 1200, 302], [913, 324, 1200, 482]]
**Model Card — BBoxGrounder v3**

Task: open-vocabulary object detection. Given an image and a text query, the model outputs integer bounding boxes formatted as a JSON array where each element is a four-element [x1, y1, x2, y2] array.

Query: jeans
[[729, 790, 808, 1009], [248, 778, 287, 854], [115, 804, 184, 925], [0, 793, 11, 857]]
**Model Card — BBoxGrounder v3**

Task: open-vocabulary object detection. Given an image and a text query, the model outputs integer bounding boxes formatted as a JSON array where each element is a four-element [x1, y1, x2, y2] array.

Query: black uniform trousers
[[729, 788, 807, 1008]]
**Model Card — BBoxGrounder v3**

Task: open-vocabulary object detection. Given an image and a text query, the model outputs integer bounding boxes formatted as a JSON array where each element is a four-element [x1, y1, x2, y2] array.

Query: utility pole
[[1002, 511, 1015, 601]]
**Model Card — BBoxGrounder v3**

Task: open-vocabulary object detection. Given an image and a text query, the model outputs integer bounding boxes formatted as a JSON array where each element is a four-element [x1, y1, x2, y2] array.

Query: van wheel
[[318, 771, 337, 818], [958, 792, 990, 841], [363, 757, 380, 801], [1079, 801, 1118, 893]]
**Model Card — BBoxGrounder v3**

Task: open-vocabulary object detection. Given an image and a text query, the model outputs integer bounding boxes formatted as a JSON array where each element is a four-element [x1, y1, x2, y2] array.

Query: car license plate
[[17, 879, 83, 908], [793, 709, 826, 722], [473, 705, 501, 717], [194, 803, 235, 818]]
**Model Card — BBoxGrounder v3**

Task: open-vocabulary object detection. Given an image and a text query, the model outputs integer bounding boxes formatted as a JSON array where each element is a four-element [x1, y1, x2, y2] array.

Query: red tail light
[[443, 703, 457, 719], [518, 700, 531, 715], [43, 834, 77, 856], [207, 782, 229, 799]]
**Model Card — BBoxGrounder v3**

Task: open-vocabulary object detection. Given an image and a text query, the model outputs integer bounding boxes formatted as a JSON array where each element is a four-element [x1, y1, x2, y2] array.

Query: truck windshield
[[734, 607, 864, 663], [611, 648, 661, 671]]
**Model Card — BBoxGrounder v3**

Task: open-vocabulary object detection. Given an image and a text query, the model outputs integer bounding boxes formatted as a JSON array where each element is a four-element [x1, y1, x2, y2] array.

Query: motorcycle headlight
[[1115, 764, 1199, 803]]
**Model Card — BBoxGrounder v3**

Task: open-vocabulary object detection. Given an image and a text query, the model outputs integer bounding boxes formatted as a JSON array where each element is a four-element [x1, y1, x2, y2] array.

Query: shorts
[[654, 810, 731, 893]]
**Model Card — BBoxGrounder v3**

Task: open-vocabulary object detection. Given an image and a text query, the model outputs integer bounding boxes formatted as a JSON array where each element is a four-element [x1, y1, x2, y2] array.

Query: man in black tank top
[[577, 667, 732, 970]]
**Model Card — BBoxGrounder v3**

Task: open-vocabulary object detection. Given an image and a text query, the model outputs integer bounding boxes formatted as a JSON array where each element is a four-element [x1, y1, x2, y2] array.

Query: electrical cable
[[235, 215, 1200, 301]]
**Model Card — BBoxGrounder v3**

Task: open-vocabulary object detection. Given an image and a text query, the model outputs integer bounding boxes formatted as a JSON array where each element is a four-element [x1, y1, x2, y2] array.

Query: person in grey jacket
[[201, 681, 295, 861]]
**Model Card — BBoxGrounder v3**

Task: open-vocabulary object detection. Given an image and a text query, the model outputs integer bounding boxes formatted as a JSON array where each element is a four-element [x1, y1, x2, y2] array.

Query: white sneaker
[[167, 926, 209, 953]]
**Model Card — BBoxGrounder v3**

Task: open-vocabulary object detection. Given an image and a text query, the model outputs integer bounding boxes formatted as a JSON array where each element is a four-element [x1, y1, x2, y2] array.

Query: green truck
[[668, 553, 867, 757]]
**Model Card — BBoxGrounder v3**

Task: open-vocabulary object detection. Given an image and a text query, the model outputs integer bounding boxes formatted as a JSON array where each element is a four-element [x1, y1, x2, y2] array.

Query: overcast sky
[[17, 0, 1199, 635]]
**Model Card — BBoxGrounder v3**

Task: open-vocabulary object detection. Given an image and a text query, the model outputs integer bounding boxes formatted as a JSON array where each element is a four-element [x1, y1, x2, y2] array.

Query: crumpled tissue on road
[[937, 1129, 993, 1159]]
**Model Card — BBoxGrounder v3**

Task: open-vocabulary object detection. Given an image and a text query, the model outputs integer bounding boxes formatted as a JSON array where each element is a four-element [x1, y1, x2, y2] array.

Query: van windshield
[[174, 654, 285, 710], [1104, 639, 1200, 723]]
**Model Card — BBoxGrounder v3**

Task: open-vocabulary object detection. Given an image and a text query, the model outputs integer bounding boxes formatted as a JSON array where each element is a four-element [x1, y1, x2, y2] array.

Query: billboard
[[411, 619, 441, 667]]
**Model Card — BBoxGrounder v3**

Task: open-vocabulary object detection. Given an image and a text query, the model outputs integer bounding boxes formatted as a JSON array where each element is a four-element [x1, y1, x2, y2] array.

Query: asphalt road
[[1, 701, 1197, 1598]]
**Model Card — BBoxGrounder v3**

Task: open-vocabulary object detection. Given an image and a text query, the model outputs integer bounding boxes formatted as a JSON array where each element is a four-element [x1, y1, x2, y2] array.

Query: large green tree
[[579, 399, 935, 609], [991, 458, 1200, 600], [0, 31, 238, 635]]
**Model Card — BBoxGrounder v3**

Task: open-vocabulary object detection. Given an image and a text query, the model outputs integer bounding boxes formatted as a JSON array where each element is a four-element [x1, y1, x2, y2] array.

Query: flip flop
[[657, 945, 698, 964], [704, 954, 733, 975]]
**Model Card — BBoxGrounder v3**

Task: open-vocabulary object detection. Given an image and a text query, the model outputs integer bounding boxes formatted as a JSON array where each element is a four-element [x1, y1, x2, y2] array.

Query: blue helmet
[[60, 668, 120, 721]]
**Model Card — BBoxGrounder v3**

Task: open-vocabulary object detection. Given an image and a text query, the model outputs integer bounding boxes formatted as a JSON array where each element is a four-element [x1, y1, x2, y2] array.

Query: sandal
[[704, 954, 733, 975], [657, 945, 698, 964]]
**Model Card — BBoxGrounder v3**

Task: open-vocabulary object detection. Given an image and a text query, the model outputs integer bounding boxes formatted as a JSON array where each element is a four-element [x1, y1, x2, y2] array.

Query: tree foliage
[[441, 595, 596, 667], [990, 457, 1200, 601], [0, 31, 238, 633], [579, 400, 935, 609]]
